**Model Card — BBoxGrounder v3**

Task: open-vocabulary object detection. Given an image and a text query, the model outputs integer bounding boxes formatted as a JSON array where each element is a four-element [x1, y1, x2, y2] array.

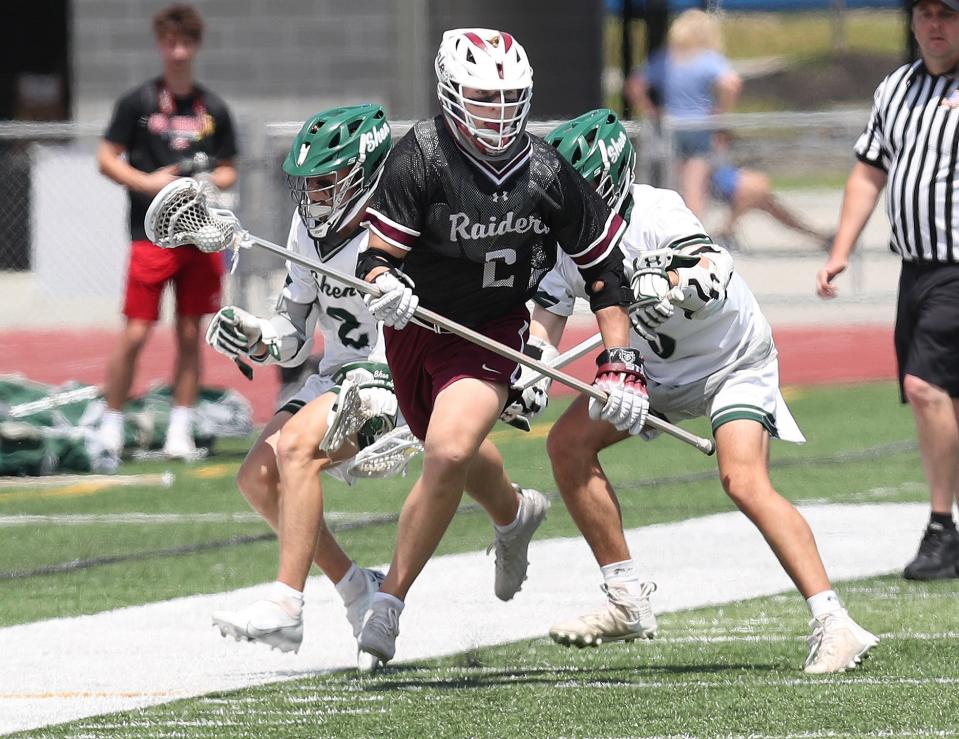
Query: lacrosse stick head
[[144, 177, 236, 253], [319, 379, 368, 454], [283, 104, 391, 248], [347, 426, 423, 479], [545, 108, 636, 214]]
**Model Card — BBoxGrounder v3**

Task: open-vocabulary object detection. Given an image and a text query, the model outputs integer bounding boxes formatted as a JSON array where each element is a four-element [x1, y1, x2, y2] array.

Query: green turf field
[[25, 576, 959, 738], [5, 382, 958, 737]]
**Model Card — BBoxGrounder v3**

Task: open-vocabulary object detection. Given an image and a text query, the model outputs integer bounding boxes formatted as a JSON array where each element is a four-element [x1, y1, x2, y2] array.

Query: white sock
[[601, 559, 647, 599], [168, 405, 193, 434], [371, 591, 404, 612], [807, 589, 843, 619], [494, 488, 524, 535], [101, 408, 124, 432], [269, 581, 304, 617], [334, 563, 365, 603]]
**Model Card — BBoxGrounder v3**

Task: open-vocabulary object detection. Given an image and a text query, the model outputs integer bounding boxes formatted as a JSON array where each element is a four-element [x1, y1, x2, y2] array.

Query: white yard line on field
[[0, 511, 365, 526], [0, 503, 931, 735]]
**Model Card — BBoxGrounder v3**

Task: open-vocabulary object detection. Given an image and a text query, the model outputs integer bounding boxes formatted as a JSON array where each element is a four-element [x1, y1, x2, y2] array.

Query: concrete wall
[[72, 0, 604, 126], [427, 0, 605, 119], [73, 0, 397, 126]]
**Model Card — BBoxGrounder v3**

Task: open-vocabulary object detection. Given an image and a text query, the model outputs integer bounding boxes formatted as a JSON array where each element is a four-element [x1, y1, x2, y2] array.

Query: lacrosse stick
[[7, 385, 101, 418], [144, 180, 254, 381], [346, 426, 423, 479], [318, 379, 365, 453], [516, 332, 605, 392], [145, 179, 715, 455]]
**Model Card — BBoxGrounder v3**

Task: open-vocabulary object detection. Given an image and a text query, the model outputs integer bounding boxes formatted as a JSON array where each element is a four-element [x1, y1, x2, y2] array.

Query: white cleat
[[550, 582, 658, 648], [343, 568, 386, 638], [489, 486, 550, 601], [356, 651, 382, 674], [212, 599, 303, 654], [803, 609, 879, 674], [357, 598, 401, 671]]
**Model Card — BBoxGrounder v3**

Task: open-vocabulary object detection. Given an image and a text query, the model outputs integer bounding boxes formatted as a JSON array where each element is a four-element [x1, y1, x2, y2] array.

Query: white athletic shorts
[[647, 345, 805, 443]]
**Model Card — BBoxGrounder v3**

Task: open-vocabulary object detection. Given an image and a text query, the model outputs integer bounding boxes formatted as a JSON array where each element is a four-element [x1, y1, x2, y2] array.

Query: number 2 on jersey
[[326, 307, 370, 349]]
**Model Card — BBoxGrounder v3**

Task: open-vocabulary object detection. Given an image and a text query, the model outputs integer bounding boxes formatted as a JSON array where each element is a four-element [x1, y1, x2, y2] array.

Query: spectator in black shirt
[[96, 4, 238, 460]]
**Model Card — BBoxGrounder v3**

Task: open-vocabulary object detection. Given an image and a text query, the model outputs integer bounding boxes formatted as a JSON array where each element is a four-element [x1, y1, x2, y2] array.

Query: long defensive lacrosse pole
[[238, 233, 713, 455], [516, 332, 605, 391], [145, 180, 714, 455]]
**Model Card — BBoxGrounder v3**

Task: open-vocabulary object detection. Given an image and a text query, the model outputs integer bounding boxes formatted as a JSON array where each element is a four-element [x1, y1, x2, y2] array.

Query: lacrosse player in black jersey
[[352, 28, 649, 671]]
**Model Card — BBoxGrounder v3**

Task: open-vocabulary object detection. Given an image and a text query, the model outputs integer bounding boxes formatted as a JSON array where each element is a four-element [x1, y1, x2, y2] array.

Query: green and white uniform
[[278, 213, 386, 413], [536, 184, 804, 442]]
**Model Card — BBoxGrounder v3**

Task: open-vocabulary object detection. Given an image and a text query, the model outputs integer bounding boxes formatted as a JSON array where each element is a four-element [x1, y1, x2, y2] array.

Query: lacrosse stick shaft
[[239, 232, 715, 456], [516, 332, 605, 391]]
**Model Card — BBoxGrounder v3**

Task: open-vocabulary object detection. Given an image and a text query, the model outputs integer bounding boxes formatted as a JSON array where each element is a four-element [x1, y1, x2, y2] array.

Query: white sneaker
[[98, 416, 124, 458], [803, 609, 878, 674], [212, 599, 303, 654], [488, 486, 550, 601], [357, 597, 402, 672], [163, 425, 197, 460], [550, 582, 658, 648], [343, 568, 386, 638]]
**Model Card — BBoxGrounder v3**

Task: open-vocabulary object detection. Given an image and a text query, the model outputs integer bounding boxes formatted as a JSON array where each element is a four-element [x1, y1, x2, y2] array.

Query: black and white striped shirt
[[856, 60, 959, 264]]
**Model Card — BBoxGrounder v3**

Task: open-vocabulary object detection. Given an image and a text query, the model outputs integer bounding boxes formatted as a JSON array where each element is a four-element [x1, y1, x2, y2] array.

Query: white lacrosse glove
[[205, 306, 268, 359], [499, 336, 560, 430], [629, 260, 684, 342], [587, 347, 650, 436], [364, 271, 419, 330]]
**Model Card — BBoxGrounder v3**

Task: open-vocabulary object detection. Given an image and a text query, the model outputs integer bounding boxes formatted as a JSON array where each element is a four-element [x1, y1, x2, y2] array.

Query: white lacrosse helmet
[[434, 28, 534, 161]]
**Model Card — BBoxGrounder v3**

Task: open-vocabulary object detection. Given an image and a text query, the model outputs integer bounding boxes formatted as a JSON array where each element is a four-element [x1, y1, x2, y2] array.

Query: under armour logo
[[491, 191, 508, 202]]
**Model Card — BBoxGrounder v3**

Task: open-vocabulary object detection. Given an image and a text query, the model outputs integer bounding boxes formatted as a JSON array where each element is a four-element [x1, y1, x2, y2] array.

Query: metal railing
[[0, 111, 893, 329]]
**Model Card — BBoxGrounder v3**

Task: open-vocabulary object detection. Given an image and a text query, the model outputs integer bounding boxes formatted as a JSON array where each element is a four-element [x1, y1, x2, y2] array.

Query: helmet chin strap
[[451, 118, 525, 163]]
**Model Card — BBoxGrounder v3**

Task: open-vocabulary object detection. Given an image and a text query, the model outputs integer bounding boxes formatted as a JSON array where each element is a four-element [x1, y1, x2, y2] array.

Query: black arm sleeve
[[545, 153, 631, 312]]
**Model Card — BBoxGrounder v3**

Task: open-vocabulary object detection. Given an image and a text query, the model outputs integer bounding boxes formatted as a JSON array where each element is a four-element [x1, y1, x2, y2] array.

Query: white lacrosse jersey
[[280, 212, 386, 377], [536, 184, 772, 386]]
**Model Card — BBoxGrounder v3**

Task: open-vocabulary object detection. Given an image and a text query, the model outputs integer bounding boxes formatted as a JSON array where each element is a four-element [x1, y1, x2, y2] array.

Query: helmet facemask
[[287, 162, 370, 241], [438, 81, 532, 160], [594, 145, 637, 213]]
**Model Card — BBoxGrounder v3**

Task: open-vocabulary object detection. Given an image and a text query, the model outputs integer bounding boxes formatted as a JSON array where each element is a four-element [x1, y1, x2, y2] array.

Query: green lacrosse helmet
[[283, 104, 392, 247], [545, 108, 636, 213]]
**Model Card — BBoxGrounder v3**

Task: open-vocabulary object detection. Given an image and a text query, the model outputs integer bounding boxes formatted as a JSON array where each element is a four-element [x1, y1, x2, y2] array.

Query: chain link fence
[[0, 113, 896, 330]]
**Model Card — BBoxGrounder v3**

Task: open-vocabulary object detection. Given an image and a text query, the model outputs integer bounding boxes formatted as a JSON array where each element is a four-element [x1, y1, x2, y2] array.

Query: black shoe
[[903, 523, 959, 580]]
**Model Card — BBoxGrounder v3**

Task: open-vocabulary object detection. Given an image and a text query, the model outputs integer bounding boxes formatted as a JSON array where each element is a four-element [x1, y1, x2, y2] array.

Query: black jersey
[[365, 116, 627, 328], [104, 77, 238, 241]]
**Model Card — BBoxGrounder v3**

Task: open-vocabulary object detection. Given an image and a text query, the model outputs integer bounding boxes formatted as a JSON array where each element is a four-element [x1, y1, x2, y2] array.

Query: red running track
[[1, 325, 895, 424]]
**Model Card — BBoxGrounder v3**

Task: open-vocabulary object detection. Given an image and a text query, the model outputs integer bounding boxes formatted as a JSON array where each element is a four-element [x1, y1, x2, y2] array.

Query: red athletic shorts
[[123, 240, 223, 321], [384, 306, 530, 440]]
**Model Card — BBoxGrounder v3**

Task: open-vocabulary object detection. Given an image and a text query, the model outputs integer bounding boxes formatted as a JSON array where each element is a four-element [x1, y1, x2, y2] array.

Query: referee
[[817, 0, 959, 580]]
